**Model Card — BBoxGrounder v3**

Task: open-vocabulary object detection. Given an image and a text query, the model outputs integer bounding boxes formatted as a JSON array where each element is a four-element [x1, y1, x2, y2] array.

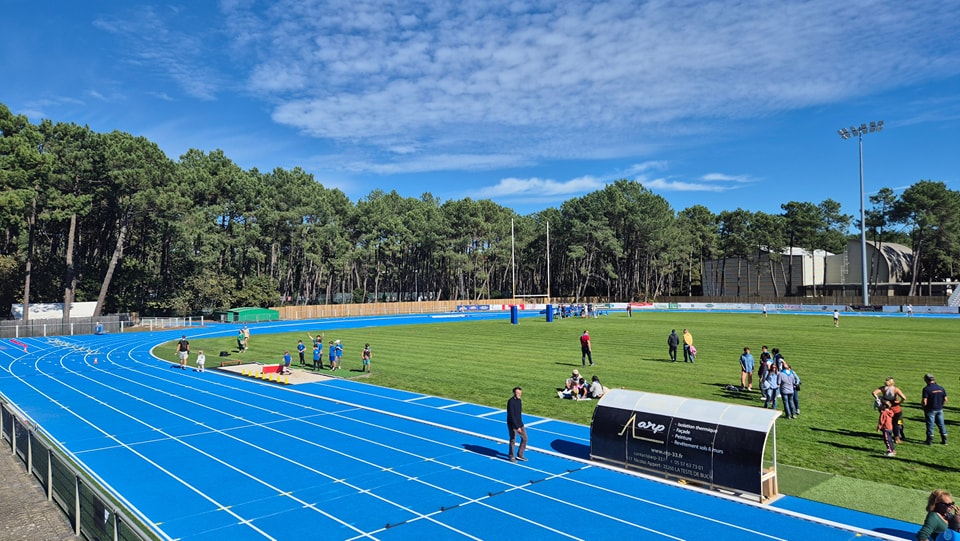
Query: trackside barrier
[[0, 395, 162, 541], [591, 389, 781, 503]]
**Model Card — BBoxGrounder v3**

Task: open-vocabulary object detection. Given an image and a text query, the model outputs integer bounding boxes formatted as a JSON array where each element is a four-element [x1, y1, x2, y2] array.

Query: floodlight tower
[[837, 120, 883, 306]]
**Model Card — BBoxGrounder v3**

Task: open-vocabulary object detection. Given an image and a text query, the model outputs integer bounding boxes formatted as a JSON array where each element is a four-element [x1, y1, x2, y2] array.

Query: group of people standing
[[874, 373, 949, 458], [667, 328, 696, 363], [739, 346, 801, 418], [299, 334, 373, 373]]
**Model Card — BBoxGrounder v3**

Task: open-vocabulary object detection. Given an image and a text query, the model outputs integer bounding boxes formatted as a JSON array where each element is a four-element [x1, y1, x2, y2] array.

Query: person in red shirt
[[877, 399, 896, 457], [580, 330, 593, 367]]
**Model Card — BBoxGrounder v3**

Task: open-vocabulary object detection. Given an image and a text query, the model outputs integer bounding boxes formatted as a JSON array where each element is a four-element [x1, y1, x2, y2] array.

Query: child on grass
[[362, 343, 372, 372], [878, 399, 896, 457]]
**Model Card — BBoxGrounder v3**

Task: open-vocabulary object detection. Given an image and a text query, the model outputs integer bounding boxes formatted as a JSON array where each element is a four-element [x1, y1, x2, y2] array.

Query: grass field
[[157, 310, 957, 524]]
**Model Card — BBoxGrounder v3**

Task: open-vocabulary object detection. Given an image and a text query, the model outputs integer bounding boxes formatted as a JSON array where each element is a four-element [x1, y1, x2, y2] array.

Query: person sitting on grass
[[588, 375, 605, 399], [573, 377, 588, 400], [558, 369, 581, 399]]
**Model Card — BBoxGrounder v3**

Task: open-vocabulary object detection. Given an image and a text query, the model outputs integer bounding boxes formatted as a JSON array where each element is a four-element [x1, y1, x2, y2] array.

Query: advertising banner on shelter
[[591, 390, 778, 497]]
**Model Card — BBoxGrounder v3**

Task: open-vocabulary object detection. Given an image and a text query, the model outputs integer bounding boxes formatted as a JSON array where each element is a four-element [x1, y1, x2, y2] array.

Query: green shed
[[212, 307, 280, 323]]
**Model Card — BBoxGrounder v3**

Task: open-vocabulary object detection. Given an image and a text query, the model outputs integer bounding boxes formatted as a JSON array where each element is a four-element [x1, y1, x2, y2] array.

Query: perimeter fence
[[0, 396, 161, 541], [0, 315, 206, 340]]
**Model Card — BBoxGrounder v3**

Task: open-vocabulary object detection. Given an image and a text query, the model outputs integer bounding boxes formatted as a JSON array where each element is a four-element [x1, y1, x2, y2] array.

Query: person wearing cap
[[559, 369, 581, 398], [922, 374, 948, 445], [506, 386, 527, 462]]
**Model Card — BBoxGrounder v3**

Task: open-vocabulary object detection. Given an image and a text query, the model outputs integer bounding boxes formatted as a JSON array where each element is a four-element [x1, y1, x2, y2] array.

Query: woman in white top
[[588, 375, 605, 399]]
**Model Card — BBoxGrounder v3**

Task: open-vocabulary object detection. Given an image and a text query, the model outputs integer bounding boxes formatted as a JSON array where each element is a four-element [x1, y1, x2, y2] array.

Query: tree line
[[2, 103, 958, 318]]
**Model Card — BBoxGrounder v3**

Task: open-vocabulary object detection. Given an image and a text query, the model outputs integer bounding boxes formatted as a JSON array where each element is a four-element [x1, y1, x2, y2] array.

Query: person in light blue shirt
[[778, 362, 799, 419], [761, 360, 779, 409], [739, 347, 755, 391]]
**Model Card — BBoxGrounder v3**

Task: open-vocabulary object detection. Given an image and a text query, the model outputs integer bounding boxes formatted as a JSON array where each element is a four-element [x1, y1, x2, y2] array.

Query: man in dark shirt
[[507, 387, 527, 462], [176, 336, 190, 370], [922, 373, 949, 445], [667, 330, 680, 362]]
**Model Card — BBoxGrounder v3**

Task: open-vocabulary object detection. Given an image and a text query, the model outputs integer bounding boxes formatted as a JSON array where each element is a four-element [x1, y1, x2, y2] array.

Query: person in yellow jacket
[[682, 329, 694, 363]]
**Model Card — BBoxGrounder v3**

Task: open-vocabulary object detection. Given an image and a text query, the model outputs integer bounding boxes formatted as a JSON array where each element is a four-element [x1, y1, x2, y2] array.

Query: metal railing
[[1, 396, 164, 541]]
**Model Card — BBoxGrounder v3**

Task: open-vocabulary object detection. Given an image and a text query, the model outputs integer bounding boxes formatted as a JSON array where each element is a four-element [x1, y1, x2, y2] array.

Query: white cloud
[[642, 178, 735, 193], [345, 153, 530, 175], [474, 176, 605, 199], [225, 0, 959, 174], [93, 7, 223, 100], [700, 173, 751, 183]]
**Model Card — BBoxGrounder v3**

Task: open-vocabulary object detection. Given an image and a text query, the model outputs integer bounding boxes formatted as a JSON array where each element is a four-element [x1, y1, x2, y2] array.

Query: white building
[[703, 240, 915, 297]]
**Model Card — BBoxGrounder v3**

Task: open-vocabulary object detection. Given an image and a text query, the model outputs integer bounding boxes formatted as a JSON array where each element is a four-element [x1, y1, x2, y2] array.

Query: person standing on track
[[195, 350, 206, 373], [176, 335, 190, 370], [507, 386, 528, 463], [580, 330, 593, 367]]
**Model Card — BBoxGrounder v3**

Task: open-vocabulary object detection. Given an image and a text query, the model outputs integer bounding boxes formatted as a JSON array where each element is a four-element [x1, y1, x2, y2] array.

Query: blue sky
[[3, 1, 960, 221]]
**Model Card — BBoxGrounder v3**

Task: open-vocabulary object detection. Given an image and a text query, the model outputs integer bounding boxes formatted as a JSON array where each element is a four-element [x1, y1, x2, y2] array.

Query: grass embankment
[[157, 311, 955, 523]]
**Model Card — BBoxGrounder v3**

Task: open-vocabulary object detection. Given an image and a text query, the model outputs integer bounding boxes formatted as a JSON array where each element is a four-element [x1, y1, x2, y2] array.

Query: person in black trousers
[[667, 329, 680, 362], [507, 387, 528, 462]]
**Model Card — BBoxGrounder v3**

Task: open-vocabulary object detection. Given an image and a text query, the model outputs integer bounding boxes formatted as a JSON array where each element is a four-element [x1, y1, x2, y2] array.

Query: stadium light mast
[[838, 120, 883, 307]]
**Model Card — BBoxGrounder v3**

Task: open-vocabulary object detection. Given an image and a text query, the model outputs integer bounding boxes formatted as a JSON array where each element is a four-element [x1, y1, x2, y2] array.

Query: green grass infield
[[157, 310, 957, 524]]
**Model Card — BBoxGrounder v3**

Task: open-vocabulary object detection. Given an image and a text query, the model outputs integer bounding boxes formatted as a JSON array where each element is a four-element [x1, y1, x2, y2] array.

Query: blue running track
[[0, 313, 917, 540]]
